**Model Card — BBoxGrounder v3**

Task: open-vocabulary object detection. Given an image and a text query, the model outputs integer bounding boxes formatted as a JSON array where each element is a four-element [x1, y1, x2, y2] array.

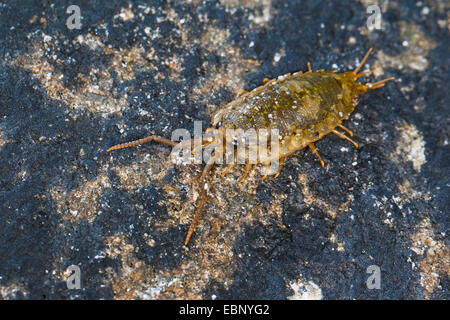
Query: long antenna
[[354, 48, 373, 74]]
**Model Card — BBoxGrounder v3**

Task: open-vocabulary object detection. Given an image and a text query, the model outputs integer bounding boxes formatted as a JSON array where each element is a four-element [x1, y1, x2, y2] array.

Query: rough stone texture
[[0, 0, 448, 299]]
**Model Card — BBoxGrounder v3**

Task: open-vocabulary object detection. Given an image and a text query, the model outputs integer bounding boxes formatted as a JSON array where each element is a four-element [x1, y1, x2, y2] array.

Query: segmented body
[[212, 70, 366, 158], [107, 48, 394, 245]]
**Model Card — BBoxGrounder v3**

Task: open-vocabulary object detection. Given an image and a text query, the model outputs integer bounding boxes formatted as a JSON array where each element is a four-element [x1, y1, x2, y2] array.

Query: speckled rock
[[0, 0, 448, 299]]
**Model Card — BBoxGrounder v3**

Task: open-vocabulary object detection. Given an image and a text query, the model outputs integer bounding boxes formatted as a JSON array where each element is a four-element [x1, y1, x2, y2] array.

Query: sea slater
[[108, 48, 394, 245]]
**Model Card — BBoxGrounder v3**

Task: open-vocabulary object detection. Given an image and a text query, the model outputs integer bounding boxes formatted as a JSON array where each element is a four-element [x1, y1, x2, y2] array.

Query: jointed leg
[[274, 157, 285, 178], [308, 143, 325, 167], [332, 129, 359, 148], [240, 163, 253, 182], [261, 162, 271, 179], [172, 136, 202, 150], [107, 135, 176, 152], [264, 73, 290, 84], [307, 62, 312, 72], [337, 124, 354, 137], [184, 151, 220, 246], [237, 89, 247, 96], [221, 162, 236, 177]]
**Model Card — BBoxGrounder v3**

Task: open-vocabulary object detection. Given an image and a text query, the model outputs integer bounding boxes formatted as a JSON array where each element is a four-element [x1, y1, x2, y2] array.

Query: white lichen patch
[[174, 19, 261, 111], [0, 283, 28, 299], [112, 153, 163, 192], [0, 128, 7, 148], [287, 279, 323, 300], [398, 179, 429, 201], [329, 232, 345, 252], [105, 44, 158, 82], [191, 36, 260, 114], [375, 21, 436, 72], [297, 173, 353, 219], [248, 0, 272, 27], [51, 166, 112, 224], [201, 25, 231, 52], [74, 33, 104, 51], [115, 6, 135, 22], [219, 0, 272, 27], [410, 218, 449, 299], [13, 42, 65, 99], [273, 47, 285, 65], [102, 233, 236, 299], [393, 123, 426, 172], [13, 41, 130, 117], [103, 234, 159, 299]]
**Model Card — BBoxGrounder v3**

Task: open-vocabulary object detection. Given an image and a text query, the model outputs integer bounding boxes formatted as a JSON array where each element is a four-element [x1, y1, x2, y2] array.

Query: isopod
[[107, 48, 394, 245]]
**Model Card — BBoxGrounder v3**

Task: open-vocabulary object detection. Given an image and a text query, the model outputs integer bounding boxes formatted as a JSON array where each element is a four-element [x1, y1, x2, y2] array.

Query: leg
[[337, 123, 354, 137], [332, 129, 359, 148], [184, 151, 220, 245], [172, 131, 217, 156], [240, 163, 253, 182], [261, 162, 271, 179], [264, 73, 290, 83], [237, 89, 247, 96], [274, 157, 285, 178], [307, 62, 312, 72], [107, 135, 176, 152], [221, 162, 236, 177], [308, 143, 325, 167], [191, 139, 213, 155]]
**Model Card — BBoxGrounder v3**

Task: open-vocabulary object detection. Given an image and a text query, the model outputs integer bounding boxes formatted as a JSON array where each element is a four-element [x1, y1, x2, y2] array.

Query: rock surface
[[0, 0, 448, 299]]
